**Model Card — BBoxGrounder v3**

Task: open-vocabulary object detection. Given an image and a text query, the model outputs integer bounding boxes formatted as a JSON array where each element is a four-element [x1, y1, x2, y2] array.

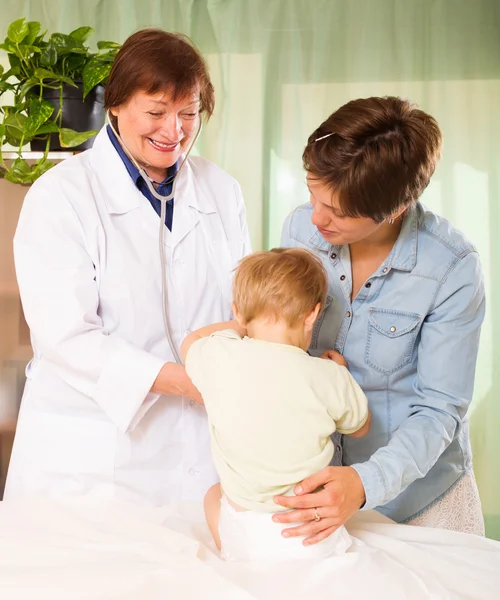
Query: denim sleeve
[[351, 251, 485, 510]]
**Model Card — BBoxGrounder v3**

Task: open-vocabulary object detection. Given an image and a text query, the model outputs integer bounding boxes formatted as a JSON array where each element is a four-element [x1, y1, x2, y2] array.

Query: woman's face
[[307, 176, 385, 245], [110, 88, 201, 180]]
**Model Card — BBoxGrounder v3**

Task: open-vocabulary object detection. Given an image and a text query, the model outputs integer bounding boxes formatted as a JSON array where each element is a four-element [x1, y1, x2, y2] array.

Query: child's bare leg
[[204, 483, 222, 550]]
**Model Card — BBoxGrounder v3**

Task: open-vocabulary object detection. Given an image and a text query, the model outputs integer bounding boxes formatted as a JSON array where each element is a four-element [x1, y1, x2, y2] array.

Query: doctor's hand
[[152, 363, 204, 405], [272, 466, 365, 545], [320, 349, 348, 368]]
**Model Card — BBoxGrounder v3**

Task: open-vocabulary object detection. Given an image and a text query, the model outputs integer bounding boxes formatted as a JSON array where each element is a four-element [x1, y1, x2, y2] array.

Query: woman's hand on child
[[320, 349, 348, 368], [272, 466, 365, 545]]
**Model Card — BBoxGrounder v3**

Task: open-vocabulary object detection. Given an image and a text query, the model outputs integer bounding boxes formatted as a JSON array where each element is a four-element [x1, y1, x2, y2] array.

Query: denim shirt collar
[[385, 204, 418, 272], [309, 203, 419, 273]]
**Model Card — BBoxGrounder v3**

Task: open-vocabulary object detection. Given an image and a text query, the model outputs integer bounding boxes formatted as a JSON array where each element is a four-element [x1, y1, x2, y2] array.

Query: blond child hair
[[232, 248, 328, 327]]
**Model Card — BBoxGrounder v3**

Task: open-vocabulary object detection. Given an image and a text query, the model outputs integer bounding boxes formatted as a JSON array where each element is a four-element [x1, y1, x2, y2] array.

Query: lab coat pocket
[[23, 410, 116, 477], [365, 308, 421, 375]]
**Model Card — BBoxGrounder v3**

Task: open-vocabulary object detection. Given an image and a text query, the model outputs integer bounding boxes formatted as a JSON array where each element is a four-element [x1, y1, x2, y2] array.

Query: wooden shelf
[[2, 151, 76, 160]]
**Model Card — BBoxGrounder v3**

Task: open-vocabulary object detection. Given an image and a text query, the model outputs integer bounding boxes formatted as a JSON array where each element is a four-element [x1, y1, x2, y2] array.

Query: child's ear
[[232, 302, 246, 327], [304, 303, 322, 331]]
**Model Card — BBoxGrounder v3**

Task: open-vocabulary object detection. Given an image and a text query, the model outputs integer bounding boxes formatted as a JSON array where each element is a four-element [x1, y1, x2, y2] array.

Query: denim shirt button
[[346, 311, 351, 318], [340, 275, 346, 281], [365, 282, 372, 288], [382, 267, 388, 273]]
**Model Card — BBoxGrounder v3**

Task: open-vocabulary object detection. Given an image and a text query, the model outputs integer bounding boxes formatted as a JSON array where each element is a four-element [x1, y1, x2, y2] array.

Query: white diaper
[[219, 495, 352, 562]]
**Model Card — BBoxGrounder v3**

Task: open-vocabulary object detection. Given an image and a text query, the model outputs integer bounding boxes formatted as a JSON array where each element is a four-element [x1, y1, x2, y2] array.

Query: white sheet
[[0, 498, 499, 599]]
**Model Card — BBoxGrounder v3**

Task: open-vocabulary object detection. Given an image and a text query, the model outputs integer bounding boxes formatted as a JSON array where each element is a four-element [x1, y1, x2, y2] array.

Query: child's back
[[186, 328, 368, 512]]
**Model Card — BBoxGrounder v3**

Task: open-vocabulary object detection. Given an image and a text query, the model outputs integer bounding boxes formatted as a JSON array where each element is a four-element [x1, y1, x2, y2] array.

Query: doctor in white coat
[[5, 29, 251, 505]]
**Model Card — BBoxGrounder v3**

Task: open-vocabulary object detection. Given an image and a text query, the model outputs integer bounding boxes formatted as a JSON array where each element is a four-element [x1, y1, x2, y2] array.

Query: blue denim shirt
[[281, 202, 485, 522]]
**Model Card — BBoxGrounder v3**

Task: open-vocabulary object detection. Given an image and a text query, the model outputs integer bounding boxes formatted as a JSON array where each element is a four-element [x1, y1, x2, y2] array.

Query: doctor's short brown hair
[[104, 29, 214, 120], [303, 96, 442, 222], [233, 248, 327, 327]]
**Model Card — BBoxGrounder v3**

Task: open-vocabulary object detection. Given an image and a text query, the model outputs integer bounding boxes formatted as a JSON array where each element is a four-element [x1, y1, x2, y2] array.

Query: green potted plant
[[0, 18, 120, 184]]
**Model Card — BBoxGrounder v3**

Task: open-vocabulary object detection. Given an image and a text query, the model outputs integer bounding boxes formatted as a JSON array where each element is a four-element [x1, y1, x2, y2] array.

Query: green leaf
[[33, 67, 57, 80], [33, 31, 48, 46], [66, 52, 86, 75], [24, 97, 55, 137], [3, 157, 37, 185], [25, 21, 41, 46], [34, 68, 77, 86], [48, 33, 71, 46], [1, 67, 21, 80], [10, 157, 31, 175], [97, 41, 121, 50], [94, 49, 119, 63], [1, 105, 16, 116], [59, 128, 97, 148], [0, 65, 3, 77], [4, 169, 36, 185], [83, 59, 111, 98], [40, 42, 58, 67], [49, 32, 85, 55], [4, 133, 23, 147], [7, 18, 29, 44], [4, 170, 25, 184], [31, 157, 55, 179], [0, 82, 15, 93], [4, 112, 28, 143], [16, 45, 42, 61], [12, 98, 28, 111], [8, 53, 21, 70], [34, 121, 59, 135], [0, 124, 6, 138], [16, 80, 39, 101], [69, 26, 94, 44]]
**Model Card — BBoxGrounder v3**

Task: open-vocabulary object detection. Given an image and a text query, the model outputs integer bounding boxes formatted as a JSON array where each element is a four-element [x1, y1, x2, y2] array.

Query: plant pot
[[30, 82, 105, 152]]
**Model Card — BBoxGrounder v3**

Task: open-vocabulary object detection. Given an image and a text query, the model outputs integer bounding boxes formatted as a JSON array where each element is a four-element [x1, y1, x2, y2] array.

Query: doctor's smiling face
[[104, 30, 214, 182], [110, 88, 201, 182]]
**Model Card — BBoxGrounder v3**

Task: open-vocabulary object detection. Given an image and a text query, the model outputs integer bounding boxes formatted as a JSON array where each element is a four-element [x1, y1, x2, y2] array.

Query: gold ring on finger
[[313, 508, 321, 522]]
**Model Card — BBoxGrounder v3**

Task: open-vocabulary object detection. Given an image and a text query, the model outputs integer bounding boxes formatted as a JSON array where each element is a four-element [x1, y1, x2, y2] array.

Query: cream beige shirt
[[186, 330, 368, 512]]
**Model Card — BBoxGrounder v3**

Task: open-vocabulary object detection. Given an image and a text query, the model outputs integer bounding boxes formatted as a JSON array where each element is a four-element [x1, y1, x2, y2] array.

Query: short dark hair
[[104, 29, 214, 121], [303, 96, 442, 222]]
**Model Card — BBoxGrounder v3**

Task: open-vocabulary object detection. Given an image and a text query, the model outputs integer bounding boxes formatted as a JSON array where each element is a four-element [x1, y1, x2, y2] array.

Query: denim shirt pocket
[[365, 308, 421, 375]]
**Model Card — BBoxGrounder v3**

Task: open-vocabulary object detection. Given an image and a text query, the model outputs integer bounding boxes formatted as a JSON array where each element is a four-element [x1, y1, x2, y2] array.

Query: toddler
[[182, 248, 370, 561]]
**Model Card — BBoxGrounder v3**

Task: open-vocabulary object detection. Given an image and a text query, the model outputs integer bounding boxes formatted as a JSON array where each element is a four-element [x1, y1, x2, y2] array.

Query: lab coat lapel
[[166, 160, 215, 249], [88, 127, 142, 215], [89, 130, 215, 249]]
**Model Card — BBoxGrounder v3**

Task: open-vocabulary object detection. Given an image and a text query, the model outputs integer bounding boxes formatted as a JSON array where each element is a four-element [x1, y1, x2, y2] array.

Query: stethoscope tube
[[107, 112, 203, 364]]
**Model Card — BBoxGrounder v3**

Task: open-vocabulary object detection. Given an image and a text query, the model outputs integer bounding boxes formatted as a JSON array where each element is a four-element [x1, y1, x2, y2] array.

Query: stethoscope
[[107, 112, 203, 364]]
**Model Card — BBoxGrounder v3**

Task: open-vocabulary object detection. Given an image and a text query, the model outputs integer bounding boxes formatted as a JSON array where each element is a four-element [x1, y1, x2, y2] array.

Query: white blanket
[[0, 498, 499, 599]]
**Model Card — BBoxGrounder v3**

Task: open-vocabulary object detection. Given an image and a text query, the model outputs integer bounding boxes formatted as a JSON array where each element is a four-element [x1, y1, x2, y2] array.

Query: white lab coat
[[5, 127, 251, 506]]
